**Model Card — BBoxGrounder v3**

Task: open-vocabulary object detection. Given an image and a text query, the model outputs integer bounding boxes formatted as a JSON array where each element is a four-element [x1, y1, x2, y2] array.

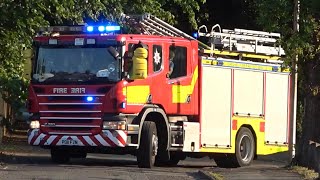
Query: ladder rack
[[120, 13, 285, 62], [198, 25, 285, 57], [120, 13, 210, 49]]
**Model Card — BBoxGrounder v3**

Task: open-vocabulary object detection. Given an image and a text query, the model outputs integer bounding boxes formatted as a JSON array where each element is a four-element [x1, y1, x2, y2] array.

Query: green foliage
[[256, 0, 320, 149], [196, 0, 259, 30], [0, 0, 204, 114], [256, 0, 320, 62]]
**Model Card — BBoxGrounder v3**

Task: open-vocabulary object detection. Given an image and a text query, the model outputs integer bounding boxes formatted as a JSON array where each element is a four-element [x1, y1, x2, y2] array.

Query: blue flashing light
[[87, 26, 94, 32], [105, 25, 121, 31], [86, 96, 94, 102], [98, 26, 105, 32], [85, 25, 121, 33], [192, 32, 199, 39]]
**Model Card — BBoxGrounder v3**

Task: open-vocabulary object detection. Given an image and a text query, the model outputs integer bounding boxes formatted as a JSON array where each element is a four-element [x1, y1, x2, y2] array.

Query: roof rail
[[120, 13, 210, 49], [198, 24, 285, 57]]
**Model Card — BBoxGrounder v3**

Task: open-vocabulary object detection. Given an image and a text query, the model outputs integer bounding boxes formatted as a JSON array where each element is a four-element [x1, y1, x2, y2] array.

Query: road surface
[[0, 143, 302, 180]]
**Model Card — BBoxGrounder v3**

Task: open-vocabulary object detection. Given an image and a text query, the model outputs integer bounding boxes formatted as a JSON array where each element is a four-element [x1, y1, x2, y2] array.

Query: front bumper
[[27, 129, 128, 147]]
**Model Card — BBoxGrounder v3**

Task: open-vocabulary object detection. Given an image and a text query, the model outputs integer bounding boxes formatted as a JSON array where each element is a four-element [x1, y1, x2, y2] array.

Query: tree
[[198, 0, 259, 29], [256, 0, 320, 166], [0, 0, 107, 125], [0, 0, 205, 128]]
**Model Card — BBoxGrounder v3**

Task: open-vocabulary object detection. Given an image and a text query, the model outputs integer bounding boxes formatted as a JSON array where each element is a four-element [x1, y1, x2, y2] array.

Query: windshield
[[32, 46, 121, 84]]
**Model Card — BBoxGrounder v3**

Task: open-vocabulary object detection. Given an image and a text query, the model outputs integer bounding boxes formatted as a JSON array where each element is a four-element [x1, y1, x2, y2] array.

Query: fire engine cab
[[27, 14, 294, 168]]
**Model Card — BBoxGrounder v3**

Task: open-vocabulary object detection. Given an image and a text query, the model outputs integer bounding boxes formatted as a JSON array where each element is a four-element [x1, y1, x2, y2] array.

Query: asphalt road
[[0, 144, 303, 180]]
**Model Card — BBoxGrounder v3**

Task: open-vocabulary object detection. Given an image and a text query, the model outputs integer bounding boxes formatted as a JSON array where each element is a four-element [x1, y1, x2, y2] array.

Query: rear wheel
[[234, 127, 255, 167], [137, 121, 158, 168], [213, 127, 255, 168], [51, 148, 70, 164]]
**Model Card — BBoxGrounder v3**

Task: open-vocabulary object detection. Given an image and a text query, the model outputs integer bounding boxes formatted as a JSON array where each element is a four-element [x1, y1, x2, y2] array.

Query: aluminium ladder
[[197, 24, 285, 57], [120, 13, 210, 49], [120, 13, 285, 61]]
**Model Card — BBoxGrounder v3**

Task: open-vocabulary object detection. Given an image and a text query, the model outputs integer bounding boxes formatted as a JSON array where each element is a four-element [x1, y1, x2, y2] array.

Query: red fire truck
[[27, 14, 295, 168]]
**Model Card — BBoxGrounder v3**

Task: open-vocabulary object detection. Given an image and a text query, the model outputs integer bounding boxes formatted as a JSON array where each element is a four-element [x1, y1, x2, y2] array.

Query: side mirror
[[131, 47, 148, 79], [23, 48, 33, 80], [107, 47, 119, 60]]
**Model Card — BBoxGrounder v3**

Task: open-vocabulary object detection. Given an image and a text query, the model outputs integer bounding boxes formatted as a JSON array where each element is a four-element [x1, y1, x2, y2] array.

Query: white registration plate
[[61, 139, 78, 145]]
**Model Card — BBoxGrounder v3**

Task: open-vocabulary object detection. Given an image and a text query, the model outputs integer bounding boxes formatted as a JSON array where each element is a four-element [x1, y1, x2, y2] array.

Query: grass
[[0, 144, 19, 152], [291, 166, 319, 180], [0, 136, 47, 154], [209, 172, 224, 180]]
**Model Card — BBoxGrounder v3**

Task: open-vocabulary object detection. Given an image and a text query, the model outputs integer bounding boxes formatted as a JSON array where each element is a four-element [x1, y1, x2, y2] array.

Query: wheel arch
[[237, 124, 257, 158], [135, 106, 170, 150]]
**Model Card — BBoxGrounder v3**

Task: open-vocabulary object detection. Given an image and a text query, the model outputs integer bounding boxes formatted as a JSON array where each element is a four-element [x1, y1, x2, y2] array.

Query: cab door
[[166, 42, 195, 115]]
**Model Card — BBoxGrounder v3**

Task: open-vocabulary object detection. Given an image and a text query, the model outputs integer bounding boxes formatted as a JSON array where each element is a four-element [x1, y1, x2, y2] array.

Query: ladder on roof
[[120, 13, 210, 49], [198, 24, 285, 57], [120, 13, 285, 61]]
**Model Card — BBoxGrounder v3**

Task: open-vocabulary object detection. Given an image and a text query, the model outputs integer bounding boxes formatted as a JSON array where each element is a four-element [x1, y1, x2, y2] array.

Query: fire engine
[[27, 13, 295, 168]]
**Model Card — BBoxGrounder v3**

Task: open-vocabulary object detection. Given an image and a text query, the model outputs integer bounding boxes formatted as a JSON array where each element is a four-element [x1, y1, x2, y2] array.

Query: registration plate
[[61, 139, 78, 145]]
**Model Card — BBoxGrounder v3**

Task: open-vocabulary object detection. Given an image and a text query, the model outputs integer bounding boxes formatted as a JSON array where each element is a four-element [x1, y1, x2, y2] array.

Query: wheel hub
[[239, 135, 251, 162], [152, 134, 158, 157]]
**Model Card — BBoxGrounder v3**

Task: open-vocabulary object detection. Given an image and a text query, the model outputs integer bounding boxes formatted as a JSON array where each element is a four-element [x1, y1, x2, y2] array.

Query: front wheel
[[137, 121, 158, 168]]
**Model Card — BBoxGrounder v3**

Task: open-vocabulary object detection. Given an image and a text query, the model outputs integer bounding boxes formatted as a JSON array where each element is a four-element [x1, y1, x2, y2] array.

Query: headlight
[[30, 120, 40, 129], [103, 121, 126, 130]]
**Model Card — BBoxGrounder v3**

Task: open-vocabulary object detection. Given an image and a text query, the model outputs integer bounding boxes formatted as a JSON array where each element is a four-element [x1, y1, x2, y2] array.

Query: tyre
[[166, 153, 181, 166], [213, 127, 255, 168], [137, 121, 158, 168], [234, 127, 255, 167], [51, 148, 70, 164]]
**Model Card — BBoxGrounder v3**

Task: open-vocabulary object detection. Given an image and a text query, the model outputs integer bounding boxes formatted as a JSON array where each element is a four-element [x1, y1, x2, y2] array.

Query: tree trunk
[[297, 53, 320, 166]]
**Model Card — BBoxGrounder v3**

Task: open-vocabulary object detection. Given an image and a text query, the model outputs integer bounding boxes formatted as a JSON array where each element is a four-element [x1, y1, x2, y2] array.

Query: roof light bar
[[106, 26, 121, 31], [98, 26, 105, 32], [39, 25, 121, 34], [86, 26, 94, 32], [40, 26, 84, 32], [85, 25, 121, 33]]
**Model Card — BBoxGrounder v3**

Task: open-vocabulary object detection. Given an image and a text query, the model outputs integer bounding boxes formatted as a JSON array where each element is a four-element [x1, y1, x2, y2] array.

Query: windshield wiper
[[81, 73, 116, 83], [33, 72, 117, 84]]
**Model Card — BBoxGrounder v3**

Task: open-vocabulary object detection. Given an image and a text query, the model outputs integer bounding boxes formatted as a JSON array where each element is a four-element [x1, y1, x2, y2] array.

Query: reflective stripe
[[27, 130, 128, 147]]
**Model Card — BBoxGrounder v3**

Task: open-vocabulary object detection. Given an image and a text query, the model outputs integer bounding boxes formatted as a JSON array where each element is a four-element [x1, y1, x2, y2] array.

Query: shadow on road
[[0, 153, 137, 167], [0, 143, 303, 180], [0, 151, 216, 170]]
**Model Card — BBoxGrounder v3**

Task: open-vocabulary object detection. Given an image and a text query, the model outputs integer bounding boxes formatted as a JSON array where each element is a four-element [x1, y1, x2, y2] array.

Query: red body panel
[[28, 33, 201, 147]]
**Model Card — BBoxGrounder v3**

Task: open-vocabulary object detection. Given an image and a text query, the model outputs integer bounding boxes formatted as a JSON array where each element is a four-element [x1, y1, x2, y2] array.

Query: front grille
[[49, 127, 97, 131], [45, 104, 99, 110], [38, 94, 105, 135], [47, 96, 88, 101]]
